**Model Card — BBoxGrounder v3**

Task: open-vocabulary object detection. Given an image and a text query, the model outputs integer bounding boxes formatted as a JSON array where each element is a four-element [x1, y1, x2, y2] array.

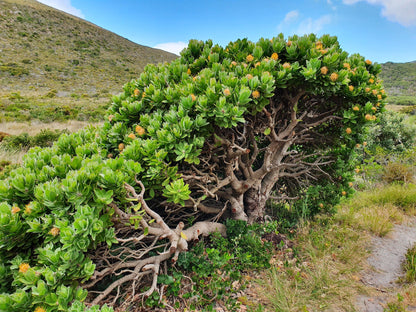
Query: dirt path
[[356, 220, 416, 312]]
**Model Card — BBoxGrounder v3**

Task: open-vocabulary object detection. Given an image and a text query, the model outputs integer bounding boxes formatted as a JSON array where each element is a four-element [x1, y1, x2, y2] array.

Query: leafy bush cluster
[[0, 34, 385, 311], [357, 110, 416, 186], [1, 129, 68, 151]]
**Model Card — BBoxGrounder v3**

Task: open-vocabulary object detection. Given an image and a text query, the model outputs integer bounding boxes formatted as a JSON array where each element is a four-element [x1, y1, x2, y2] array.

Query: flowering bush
[[0, 34, 385, 311]]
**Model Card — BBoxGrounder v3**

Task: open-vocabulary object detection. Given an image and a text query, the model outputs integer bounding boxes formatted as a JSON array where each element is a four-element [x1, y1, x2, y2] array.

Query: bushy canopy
[[0, 34, 385, 311]]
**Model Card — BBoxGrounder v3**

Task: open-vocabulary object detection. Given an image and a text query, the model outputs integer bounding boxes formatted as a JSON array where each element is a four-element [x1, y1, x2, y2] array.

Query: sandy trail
[[356, 220, 416, 312]]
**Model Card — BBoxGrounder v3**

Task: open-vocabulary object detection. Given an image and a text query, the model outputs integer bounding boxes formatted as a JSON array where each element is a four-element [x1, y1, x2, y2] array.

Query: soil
[[356, 219, 416, 312]]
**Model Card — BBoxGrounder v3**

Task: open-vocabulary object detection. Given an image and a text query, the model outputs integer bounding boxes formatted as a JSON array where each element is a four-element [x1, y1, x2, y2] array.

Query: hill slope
[[380, 61, 416, 105], [0, 0, 177, 121]]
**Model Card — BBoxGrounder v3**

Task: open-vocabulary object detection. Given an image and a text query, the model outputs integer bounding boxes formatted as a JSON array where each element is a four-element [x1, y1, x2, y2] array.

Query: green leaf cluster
[[0, 34, 386, 311]]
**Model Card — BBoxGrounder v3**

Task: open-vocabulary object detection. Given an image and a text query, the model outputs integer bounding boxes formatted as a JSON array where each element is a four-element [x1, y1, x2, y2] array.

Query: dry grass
[[0, 149, 26, 164], [0, 120, 101, 135]]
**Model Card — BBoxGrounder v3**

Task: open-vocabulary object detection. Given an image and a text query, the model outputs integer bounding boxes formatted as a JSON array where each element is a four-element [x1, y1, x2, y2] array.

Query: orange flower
[[286, 40, 292, 46], [363, 141, 367, 146], [187, 68, 191, 75], [349, 85, 354, 92], [190, 94, 196, 101], [348, 182, 354, 187], [246, 54, 254, 62], [19, 263, 30, 273], [133, 89, 140, 97], [368, 78, 374, 84], [246, 74, 253, 80], [365, 114, 372, 121], [50, 227, 60, 236], [271, 53, 278, 60], [11, 206, 20, 214], [34, 307, 46, 312], [343, 63, 351, 70], [320, 49, 328, 55], [319, 203, 324, 208], [135, 125, 145, 136], [355, 168, 360, 173], [321, 66, 328, 75], [345, 128, 352, 134], [372, 89, 378, 96], [142, 92, 146, 98], [282, 62, 291, 69], [365, 87, 371, 93], [223, 88, 231, 96], [108, 114, 114, 122], [371, 106, 377, 111], [255, 62, 261, 67], [365, 59, 372, 65], [342, 191, 347, 196], [316, 41, 323, 50], [377, 94, 382, 100], [353, 106, 359, 111], [128, 133, 136, 140], [118, 143, 125, 151], [24, 204, 32, 214], [252, 90, 260, 99], [356, 144, 361, 148], [330, 73, 339, 82], [231, 61, 237, 66]]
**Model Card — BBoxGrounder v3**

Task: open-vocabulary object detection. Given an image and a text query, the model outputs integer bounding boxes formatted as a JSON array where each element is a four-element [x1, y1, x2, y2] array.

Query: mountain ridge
[[0, 0, 178, 98]]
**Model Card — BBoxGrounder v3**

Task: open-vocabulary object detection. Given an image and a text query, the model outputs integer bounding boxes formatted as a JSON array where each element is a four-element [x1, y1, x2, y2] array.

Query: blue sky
[[36, 0, 416, 63]]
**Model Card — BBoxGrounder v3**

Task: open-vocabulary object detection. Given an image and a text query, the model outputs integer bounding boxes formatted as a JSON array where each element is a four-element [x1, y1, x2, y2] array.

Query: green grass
[[403, 245, 416, 283]]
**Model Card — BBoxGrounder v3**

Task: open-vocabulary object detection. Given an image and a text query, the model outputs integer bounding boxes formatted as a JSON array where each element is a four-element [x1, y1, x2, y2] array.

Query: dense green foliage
[[0, 34, 385, 311]]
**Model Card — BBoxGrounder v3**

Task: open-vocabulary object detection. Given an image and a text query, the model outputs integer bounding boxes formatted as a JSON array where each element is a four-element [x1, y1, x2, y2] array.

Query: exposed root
[[85, 180, 227, 307]]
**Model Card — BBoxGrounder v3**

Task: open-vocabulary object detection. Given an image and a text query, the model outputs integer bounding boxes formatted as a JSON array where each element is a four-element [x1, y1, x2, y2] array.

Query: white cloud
[[277, 10, 300, 31], [36, 0, 84, 18], [153, 41, 188, 55], [284, 10, 300, 23], [277, 10, 332, 35], [296, 14, 332, 34], [342, 0, 416, 26]]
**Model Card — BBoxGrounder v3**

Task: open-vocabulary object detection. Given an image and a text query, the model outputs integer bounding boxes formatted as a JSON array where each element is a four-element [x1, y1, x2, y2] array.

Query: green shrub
[[382, 162, 414, 184], [365, 110, 416, 153], [0, 34, 386, 311], [1, 129, 68, 151]]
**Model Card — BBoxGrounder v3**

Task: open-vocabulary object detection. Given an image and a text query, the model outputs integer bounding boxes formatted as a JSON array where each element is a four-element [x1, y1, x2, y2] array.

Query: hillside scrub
[[0, 34, 385, 311]]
